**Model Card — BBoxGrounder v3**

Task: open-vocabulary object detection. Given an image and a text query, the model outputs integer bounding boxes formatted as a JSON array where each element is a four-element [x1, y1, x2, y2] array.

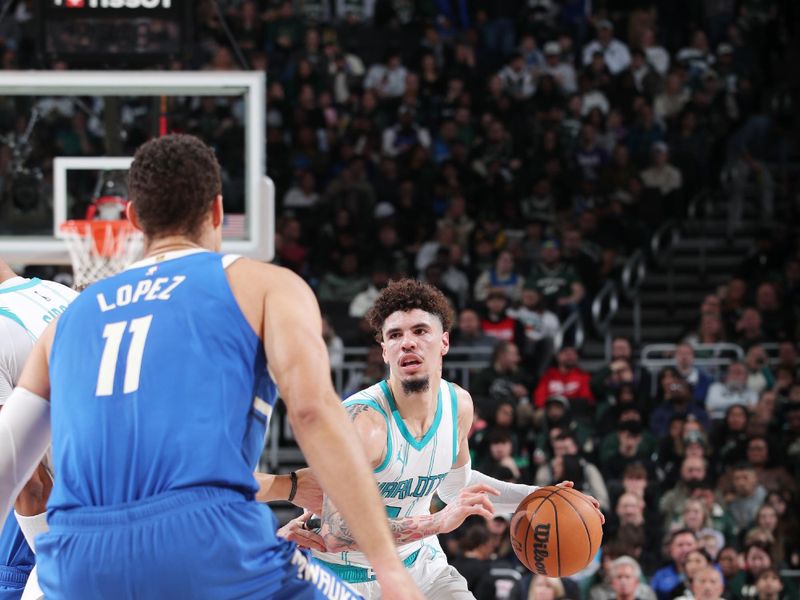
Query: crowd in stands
[[0, 0, 798, 598]]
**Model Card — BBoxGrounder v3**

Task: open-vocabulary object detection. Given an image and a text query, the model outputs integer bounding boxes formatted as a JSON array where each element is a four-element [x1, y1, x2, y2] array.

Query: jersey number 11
[[96, 315, 153, 396]]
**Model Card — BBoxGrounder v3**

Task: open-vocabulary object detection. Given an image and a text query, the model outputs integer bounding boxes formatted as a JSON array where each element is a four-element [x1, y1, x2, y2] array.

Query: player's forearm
[[289, 396, 402, 573], [254, 472, 280, 503], [322, 498, 442, 551], [470, 470, 536, 512]]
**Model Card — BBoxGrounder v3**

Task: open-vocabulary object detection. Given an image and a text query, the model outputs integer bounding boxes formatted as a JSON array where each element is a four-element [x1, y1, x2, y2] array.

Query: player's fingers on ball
[[466, 483, 500, 496], [557, 480, 574, 488]]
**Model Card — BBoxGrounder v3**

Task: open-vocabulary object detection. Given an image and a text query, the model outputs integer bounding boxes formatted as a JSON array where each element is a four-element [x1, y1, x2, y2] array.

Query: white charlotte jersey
[[0, 276, 78, 403], [314, 379, 459, 568]]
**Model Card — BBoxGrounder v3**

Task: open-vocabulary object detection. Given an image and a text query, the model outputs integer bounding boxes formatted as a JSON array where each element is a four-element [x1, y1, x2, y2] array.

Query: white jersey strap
[[222, 254, 243, 270]]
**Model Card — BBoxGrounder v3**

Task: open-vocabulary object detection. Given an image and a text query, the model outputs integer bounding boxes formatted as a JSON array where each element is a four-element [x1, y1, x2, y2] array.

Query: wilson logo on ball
[[532, 524, 551, 573]]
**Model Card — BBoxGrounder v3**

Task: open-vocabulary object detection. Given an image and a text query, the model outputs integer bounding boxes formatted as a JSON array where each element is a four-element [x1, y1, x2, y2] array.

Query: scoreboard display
[[36, 0, 192, 66]]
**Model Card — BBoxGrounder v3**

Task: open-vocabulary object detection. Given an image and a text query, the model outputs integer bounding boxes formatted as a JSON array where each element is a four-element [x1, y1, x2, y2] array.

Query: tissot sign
[[52, 1, 173, 8], [36, 0, 190, 65]]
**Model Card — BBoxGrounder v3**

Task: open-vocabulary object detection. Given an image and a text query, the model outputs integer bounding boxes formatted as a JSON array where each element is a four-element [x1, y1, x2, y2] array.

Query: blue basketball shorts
[[35, 487, 362, 600], [0, 565, 29, 600]]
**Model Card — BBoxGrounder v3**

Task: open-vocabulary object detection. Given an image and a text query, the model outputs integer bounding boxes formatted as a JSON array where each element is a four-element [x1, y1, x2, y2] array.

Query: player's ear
[[126, 202, 143, 232], [211, 194, 224, 228], [441, 331, 450, 357], [381, 340, 389, 364]]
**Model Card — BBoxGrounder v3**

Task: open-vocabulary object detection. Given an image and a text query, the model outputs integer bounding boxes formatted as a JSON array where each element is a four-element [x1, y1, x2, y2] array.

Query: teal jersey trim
[[342, 398, 393, 473], [0, 278, 40, 294], [0, 308, 30, 334], [447, 381, 458, 465], [379, 380, 442, 451]]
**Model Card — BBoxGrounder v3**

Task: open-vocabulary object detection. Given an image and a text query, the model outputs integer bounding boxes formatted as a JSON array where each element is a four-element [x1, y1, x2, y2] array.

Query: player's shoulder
[[447, 381, 474, 412], [227, 257, 312, 295]]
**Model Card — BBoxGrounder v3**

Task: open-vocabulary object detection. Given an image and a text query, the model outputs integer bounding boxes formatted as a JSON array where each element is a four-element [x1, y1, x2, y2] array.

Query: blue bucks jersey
[[47, 250, 276, 513]]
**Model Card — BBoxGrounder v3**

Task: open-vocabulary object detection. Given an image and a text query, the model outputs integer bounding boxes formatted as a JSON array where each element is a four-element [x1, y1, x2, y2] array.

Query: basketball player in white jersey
[[313, 279, 604, 599], [0, 259, 77, 600]]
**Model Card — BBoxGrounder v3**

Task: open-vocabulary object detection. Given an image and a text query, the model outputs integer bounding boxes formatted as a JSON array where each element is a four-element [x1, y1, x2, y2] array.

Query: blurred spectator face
[[377, 224, 398, 247], [521, 288, 542, 309], [623, 471, 648, 497], [598, 24, 613, 45], [618, 429, 642, 457], [530, 576, 557, 600], [675, 344, 695, 372], [557, 347, 578, 370], [553, 436, 578, 457], [717, 548, 739, 578], [652, 146, 669, 168], [495, 251, 513, 274], [726, 363, 748, 388], [617, 493, 644, 525], [744, 344, 767, 372], [692, 567, 724, 600], [727, 279, 747, 303], [670, 532, 698, 566], [495, 403, 514, 428], [684, 550, 711, 580], [544, 399, 566, 423], [682, 500, 706, 530], [611, 338, 632, 361], [699, 314, 723, 340], [665, 73, 683, 94], [610, 360, 634, 384], [610, 563, 638, 599], [746, 436, 769, 467], [540, 244, 560, 265], [756, 570, 783, 598], [486, 293, 508, 316], [562, 229, 582, 254], [778, 342, 798, 368], [458, 309, 481, 336], [732, 467, 757, 497], [496, 342, 521, 371], [755, 283, 778, 311], [725, 405, 748, 432], [756, 505, 778, 532], [681, 457, 707, 484], [489, 438, 513, 461], [746, 545, 772, 576], [766, 492, 788, 516]]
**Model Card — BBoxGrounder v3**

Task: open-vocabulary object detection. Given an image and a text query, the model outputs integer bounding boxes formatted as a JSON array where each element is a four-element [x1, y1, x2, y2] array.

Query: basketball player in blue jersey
[[0, 259, 77, 600], [313, 280, 605, 598], [0, 134, 423, 600]]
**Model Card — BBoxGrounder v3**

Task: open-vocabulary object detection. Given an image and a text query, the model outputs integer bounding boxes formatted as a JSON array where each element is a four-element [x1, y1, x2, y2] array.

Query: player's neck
[[144, 235, 206, 258], [388, 374, 442, 432]]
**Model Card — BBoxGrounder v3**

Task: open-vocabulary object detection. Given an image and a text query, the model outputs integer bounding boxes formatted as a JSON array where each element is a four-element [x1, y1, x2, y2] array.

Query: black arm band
[[288, 471, 298, 503]]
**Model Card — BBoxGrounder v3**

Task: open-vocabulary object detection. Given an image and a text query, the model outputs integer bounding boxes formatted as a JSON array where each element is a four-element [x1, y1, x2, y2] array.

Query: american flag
[[222, 214, 247, 239]]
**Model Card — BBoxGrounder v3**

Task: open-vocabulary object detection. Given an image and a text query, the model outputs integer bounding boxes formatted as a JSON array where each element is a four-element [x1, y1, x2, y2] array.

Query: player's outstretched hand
[[436, 483, 499, 533], [555, 481, 605, 524], [292, 468, 324, 515], [277, 511, 326, 552]]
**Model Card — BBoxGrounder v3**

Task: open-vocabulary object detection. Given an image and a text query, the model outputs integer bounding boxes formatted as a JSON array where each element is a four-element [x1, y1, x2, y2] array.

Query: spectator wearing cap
[[534, 346, 594, 413], [541, 39, 577, 94], [676, 30, 716, 83], [473, 250, 525, 303], [534, 394, 593, 454], [582, 19, 632, 75], [706, 362, 759, 420], [649, 529, 699, 600], [674, 343, 713, 404], [526, 239, 585, 313], [650, 378, 710, 439]]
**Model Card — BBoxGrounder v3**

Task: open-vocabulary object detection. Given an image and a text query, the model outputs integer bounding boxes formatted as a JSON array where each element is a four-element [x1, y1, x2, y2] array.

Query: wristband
[[288, 471, 298, 503]]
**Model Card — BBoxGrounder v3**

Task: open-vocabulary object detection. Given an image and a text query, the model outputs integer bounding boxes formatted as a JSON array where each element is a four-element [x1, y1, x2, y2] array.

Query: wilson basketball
[[510, 486, 603, 577]]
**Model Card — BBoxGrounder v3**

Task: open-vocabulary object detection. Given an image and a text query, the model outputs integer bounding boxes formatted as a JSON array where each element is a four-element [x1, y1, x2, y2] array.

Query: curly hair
[[128, 134, 221, 239], [366, 279, 454, 340]]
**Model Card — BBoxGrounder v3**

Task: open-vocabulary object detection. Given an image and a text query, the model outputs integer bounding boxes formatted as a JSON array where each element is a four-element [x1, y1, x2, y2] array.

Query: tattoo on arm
[[320, 495, 441, 552], [345, 403, 373, 421]]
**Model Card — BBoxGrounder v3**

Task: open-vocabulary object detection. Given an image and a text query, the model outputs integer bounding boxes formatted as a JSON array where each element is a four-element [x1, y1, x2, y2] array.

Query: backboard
[[0, 70, 273, 266]]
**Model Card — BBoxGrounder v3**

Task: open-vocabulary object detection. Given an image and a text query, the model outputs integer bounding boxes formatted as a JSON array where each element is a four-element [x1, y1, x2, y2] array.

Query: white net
[[60, 220, 144, 290]]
